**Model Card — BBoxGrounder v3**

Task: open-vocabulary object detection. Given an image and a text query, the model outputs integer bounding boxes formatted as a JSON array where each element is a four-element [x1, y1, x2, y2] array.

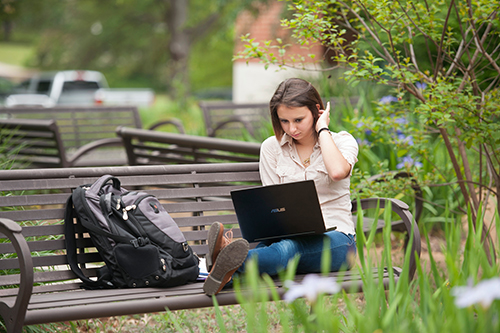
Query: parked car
[[5, 70, 155, 107], [94, 88, 155, 106]]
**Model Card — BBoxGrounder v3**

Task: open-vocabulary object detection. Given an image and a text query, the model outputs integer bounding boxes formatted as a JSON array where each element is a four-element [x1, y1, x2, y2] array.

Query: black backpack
[[64, 175, 199, 289]]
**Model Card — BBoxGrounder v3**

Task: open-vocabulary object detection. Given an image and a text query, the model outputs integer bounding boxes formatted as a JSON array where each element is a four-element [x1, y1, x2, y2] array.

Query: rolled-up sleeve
[[259, 137, 280, 186], [332, 131, 359, 175]]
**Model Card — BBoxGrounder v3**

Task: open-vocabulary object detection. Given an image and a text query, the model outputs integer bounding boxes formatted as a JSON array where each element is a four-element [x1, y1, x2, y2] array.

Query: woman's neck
[[294, 132, 317, 148]]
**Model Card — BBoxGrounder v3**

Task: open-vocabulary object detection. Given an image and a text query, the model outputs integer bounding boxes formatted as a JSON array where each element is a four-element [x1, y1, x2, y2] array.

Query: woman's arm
[[316, 102, 353, 181], [259, 137, 281, 185]]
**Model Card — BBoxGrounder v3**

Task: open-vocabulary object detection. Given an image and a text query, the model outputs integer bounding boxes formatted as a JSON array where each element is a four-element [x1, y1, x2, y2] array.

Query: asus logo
[[270, 207, 286, 213]]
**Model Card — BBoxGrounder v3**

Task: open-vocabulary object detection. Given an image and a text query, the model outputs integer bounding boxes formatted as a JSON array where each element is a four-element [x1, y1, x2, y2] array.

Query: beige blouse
[[259, 131, 359, 235]]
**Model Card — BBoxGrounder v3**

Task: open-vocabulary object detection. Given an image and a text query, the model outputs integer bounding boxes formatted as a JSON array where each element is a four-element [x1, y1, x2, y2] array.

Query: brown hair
[[269, 78, 324, 140]]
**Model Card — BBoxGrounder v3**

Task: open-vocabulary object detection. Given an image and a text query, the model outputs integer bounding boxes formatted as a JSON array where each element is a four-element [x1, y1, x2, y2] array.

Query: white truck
[[4, 70, 155, 107]]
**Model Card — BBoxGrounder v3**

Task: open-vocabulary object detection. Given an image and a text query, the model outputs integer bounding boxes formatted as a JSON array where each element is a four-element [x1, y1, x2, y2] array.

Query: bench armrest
[[66, 138, 124, 166], [351, 197, 421, 279], [362, 171, 424, 223], [0, 218, 34, 331], [210, 117, 255, 138], [147, 118, 186, 134]]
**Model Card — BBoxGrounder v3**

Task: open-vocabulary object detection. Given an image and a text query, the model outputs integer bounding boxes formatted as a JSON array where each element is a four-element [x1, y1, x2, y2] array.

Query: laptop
[[230, 180, 326, 243]]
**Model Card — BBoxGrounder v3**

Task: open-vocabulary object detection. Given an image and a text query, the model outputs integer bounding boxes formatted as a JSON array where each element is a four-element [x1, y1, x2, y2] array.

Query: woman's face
[[277, 105, 316, 142]]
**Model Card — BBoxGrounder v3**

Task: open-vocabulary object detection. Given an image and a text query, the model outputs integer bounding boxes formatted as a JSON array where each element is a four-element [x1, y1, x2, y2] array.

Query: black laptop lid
[[230, 180, 326, 243]]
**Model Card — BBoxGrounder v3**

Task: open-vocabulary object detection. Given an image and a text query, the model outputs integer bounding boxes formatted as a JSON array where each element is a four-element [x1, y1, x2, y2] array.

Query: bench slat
[[18, 268, 398, 326], [0, 171, 260, 191], [117, 126, 261, 165], [0, 185, 254, 208], [0, 199, 238, 221]]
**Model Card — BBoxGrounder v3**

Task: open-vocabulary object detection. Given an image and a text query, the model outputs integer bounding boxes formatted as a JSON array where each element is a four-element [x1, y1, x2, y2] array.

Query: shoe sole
[[206, 222, 224, 272], [203, 239, 249, 296]]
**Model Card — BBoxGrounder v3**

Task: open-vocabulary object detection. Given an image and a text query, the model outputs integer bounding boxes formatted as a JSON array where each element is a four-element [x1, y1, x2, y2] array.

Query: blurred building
[[233, 0, 323, 103]]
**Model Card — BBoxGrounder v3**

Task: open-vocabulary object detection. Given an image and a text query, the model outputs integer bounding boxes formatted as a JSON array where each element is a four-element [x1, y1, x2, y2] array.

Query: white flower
[[452, 277, 500, 308], [283, 274, 341, 303]]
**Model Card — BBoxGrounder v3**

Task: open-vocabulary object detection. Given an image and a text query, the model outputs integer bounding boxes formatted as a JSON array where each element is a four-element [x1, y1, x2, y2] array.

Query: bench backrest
[[198, 97, 360, 139], [0, 163, 261, 295], [199, 101, 270, 139], [117, 126, 261, 165], [0, 106, 142, 151], [0, 118, 68, 168]]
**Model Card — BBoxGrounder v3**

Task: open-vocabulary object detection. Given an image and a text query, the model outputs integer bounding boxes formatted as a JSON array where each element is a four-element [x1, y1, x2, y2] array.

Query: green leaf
[[396, 149, 408, 157]]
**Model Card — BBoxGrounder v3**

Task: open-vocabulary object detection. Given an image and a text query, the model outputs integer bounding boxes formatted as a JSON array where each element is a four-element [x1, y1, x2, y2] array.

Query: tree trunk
[[163, 0, 223, 101], [165, 0, 191, 101], [2, 21, 12, 41]]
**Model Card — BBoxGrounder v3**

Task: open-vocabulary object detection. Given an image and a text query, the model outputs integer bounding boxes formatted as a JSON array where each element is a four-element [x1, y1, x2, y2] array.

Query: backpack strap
[[64, 194, 115, 289]]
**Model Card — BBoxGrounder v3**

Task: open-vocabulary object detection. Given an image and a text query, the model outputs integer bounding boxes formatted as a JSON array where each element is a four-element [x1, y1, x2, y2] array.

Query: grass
[[0, 42, 34, 67], [139, 95, 206, 136]]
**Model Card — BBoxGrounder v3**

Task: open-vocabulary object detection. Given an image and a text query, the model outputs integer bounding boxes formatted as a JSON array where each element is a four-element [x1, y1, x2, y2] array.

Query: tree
[[237, 0, 500, 258], [11, 0, 267, 99], [0, 0, 20, 41]]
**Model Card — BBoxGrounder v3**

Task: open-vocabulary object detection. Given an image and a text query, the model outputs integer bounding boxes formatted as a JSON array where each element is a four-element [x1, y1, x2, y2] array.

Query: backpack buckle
[[138, 237, 150, 246], [131, 237, 150, 248]]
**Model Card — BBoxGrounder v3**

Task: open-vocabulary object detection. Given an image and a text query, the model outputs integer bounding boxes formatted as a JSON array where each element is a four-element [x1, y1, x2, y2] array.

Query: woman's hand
[[316, 101, 351, 180], [316, 101, 331, 132]]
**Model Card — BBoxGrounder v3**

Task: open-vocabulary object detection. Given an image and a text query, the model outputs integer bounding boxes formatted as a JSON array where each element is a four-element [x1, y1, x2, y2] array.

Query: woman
[[203, 78, 358, 296]]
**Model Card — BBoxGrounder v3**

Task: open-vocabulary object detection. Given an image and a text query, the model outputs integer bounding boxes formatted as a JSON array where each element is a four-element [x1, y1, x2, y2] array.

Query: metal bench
[[198, 98, 360, 139], [0, 162, 420, 333], [0, 106, 185, 167], [116, 126, 261, 165], [0, 118, 125, 168], [199, 101, 269, 139]]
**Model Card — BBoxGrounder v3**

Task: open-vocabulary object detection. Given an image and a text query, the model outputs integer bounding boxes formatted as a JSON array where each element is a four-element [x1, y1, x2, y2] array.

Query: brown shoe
[[206, 222, 233, 272], [203, 238, 249, 296]]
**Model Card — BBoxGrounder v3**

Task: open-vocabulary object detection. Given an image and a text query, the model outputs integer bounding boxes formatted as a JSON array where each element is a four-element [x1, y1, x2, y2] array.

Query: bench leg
[[0, 303, 25, 333]]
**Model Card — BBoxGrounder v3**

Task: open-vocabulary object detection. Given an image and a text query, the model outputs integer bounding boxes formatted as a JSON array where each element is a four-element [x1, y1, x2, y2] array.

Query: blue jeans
[[237, 230, 356, 276]]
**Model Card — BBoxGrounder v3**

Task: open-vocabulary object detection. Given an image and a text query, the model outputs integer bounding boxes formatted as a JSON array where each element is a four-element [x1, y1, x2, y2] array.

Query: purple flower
[[415, 82, 427, 90], [396, 156, 422, 169], [397, 133, 414, 146], [394, 117, 408, 125], [356, 121, 372, 136], [356, 138, 370, 146], [379, 95, 398, 104]]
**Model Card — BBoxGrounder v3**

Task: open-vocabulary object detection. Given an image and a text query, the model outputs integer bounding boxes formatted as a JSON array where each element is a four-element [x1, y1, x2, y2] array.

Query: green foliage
[[139, 94, 206, 136], [236, 0, 500, 234], [0, 128, 27, 170], [8, 0, 260, 93], [189, 29, 234, 93]]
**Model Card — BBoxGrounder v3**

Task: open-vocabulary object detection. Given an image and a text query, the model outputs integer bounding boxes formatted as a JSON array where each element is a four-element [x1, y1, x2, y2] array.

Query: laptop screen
[[230, 180, 326, 242]]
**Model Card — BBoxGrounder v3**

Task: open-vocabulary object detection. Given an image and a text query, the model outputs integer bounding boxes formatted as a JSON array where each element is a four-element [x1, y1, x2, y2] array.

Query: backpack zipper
[[121, 193, 154, 220], [122, 204, 136, 220]]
